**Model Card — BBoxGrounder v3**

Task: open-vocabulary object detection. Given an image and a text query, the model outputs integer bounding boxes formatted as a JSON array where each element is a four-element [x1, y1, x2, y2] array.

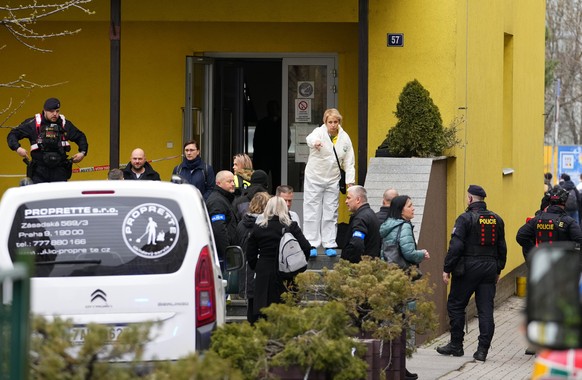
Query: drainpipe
[[358, 0, 369, 185], [110, 0, 121, 170]]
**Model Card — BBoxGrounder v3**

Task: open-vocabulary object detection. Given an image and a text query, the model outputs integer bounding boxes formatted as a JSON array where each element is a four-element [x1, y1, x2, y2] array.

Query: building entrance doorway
[[184, 54, 337, 221]]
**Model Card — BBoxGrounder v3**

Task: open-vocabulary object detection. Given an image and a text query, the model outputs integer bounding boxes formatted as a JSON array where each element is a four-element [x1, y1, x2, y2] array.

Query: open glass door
[[184, 56, 214, 163], [211, 61, 245, 172], [282, 57, 337, 222]]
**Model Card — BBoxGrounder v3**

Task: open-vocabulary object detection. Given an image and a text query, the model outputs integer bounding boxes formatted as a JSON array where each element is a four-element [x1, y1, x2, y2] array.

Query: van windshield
[[8, 197, 188, 277]]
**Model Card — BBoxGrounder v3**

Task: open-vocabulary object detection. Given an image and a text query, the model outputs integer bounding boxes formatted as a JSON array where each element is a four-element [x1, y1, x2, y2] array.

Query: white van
[[0, 180, 241, 361]]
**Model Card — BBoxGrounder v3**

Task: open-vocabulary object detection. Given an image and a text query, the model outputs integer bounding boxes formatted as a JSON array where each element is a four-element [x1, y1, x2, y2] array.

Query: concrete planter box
[[364, 156, 449, 342]]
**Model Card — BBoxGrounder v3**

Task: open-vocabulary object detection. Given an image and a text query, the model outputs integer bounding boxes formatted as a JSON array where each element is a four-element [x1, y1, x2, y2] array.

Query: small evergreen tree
[[378, 79, 459, 157], [27, 316, 240, 379], [210, 302, 368, 380]]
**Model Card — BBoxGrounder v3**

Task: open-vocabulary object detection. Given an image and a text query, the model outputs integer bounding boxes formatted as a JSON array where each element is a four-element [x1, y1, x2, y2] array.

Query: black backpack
[[565, 189, 579, 211]]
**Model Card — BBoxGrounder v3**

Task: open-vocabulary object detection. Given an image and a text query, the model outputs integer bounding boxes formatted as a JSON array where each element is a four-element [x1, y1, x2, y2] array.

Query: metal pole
[[110, 0, 121, 170], [357, 0, 369, 185], [552, 79, 560, 181]]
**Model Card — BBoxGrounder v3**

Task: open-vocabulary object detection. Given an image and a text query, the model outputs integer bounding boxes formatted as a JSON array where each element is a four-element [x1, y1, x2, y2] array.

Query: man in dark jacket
[[7, 97, 88, 183], [341, 185, 381, 263], [437, 185, 507, 362], [206, 170, 239, 268], [122, 148, 161, 180], [516, 186, 582, 262], [376, 187, 398, 224], [558, 173, 580, 221]]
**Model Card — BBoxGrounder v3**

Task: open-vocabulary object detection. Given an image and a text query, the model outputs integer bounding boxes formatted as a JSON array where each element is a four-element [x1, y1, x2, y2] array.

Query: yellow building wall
[[367, 0, 545, 275], [1, 0, 545, 260], [50, 0, 359, 23], [0, 1, 359, 227]]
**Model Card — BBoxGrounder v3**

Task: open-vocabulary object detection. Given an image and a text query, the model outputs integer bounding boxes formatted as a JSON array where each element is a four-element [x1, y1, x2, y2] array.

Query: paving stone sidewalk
[[407, 296, 536, 379]]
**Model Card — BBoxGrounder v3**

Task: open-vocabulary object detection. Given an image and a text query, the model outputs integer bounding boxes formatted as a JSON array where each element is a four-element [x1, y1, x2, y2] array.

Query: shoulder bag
[[382, 224, 424, 280], [332, 144, 347, 194], [382, 224, 409, 270]]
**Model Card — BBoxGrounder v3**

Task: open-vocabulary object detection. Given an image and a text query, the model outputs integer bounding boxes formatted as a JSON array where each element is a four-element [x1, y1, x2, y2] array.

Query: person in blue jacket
[[172, 139, 215, 200]]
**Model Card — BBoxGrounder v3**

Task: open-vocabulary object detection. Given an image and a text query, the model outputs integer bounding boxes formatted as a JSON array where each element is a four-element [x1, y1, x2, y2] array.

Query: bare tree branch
[[1, 0, 93, 52], [545, 0, 582, 145], [1, 0, 93, 127]]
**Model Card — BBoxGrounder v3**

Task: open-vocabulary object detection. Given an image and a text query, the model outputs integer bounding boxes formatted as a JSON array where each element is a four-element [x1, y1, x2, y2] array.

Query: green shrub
[[151, 351, 243, 380], [210, 257, 438, 380], [27, 315, 240, 380], [210, 302, 368, 380], [378, 79, 460, 157], [289, 257, 438, 356], [210, 321, 268, 379], [30, 316, 153, 379]]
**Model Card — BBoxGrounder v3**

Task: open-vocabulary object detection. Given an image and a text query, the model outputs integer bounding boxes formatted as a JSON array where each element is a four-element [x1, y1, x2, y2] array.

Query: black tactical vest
[[465, 210, 499, 257], [534, 212, 563, 245], [37, 123, 66, 153]]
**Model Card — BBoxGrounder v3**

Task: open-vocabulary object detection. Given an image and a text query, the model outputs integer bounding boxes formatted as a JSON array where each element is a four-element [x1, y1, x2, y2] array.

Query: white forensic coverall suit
[[303, 124, 355, 248]]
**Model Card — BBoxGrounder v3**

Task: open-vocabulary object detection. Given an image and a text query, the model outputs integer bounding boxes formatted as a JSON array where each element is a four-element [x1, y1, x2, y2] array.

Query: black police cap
[[467, 185, 487, 198], [43, 98, 60, 111]]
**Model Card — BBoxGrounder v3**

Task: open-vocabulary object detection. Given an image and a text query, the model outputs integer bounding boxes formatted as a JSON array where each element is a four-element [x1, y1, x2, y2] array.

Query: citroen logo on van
[[122, 203, 179, 259], [91, 289, 107, 303]]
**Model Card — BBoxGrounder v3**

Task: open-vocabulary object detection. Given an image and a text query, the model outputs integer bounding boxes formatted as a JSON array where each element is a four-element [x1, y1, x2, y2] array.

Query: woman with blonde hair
[[235, 191, 270, 324], [232, 153, 254, 196], [246, 196, 311, 319], [303, 108, 355, 258]]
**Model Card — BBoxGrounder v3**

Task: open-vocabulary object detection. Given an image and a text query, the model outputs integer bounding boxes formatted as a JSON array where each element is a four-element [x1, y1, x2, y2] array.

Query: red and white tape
[[0, 155, 182, 177], [72, 154, 181, 173]]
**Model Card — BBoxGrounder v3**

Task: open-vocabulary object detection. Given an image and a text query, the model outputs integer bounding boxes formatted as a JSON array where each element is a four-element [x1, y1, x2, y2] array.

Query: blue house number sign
[[387, 33, 404, 47]]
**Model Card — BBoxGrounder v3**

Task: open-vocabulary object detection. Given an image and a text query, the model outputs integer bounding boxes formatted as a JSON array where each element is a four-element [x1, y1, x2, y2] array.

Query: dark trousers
[[247, 298, 259, 325], [447, 258, 498, 349], [29, 160, 72, 183]]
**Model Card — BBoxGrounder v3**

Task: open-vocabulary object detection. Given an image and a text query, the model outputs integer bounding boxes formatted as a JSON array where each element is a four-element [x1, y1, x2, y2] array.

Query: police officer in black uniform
[[7, 98, 88, 183], [341, 185, 381, 263], [516, 186, 582, 355], [516, 186, 582, 262], [206, 170, 239, 270], [437, 185, 507, 362]]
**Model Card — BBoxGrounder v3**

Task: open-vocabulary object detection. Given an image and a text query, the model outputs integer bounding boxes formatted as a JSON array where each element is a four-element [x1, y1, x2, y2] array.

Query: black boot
[[405, 368, 418, 380], [473, 346, 488, 362], [436, 341, 464, 357]]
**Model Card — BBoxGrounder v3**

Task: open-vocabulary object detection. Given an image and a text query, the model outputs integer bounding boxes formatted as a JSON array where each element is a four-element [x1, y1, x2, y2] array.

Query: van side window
[[8, 197, 189, 277]]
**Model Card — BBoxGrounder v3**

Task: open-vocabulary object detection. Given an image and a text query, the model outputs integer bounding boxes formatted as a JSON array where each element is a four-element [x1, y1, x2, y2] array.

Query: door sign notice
[[295, 98, 312, 123], [297, 81, 315, 98]]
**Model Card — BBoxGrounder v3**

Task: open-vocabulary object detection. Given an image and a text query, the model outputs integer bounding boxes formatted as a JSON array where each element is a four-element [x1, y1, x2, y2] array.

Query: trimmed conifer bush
[[378, 79, 459, 157]]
